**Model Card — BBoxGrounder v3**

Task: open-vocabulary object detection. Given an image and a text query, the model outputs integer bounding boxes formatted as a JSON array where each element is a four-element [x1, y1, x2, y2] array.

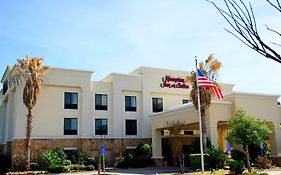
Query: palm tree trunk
[[201, 108, 207, 151], [26, 108, 32, 170], [245, 145, 252, 172]]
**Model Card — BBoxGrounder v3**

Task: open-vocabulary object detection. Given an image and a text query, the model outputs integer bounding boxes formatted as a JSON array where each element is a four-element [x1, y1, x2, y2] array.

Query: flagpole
[[195, 58, 205, 173]]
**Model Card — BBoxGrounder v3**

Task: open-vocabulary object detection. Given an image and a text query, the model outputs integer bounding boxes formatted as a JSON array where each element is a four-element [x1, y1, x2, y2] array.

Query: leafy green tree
[[227, 109, 272, 171]]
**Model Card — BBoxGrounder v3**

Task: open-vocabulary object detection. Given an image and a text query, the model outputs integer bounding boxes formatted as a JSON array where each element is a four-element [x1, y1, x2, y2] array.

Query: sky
[[0, 0, 280, 101]]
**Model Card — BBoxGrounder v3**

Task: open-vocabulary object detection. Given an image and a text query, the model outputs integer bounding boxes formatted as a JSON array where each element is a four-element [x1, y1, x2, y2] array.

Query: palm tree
[[186, 54, 222, 151], [6, 56, 49, 170]]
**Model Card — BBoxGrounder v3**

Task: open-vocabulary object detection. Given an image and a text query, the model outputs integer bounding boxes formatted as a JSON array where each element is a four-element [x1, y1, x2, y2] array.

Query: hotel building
[[0, 65, 281, 166]]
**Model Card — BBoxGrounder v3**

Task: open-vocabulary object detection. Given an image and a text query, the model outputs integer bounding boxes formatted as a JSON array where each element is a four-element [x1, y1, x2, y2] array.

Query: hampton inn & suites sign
[[160, 76, 189, 89]]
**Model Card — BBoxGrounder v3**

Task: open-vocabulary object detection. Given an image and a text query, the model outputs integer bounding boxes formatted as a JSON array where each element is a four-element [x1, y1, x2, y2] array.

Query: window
[[152, 98, 163, 112], [64, 148, 78, 159], [95, 119, 108, 135], [183, 99, 191, 104], [95, 94, 108, 110], [64, 92, 78, 109], [184, 130, 194, 135], [125, 96, 137, 112], [2, 83, 8, 95], [64, 118, 78, 135], [125, 119, 137, 135]]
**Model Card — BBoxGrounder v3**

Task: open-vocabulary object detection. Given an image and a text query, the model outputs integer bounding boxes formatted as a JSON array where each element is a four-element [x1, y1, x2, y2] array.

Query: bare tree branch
[[207, 0, 281, 64], [266, 0, 281, 12], [266, 24, 281, 37]]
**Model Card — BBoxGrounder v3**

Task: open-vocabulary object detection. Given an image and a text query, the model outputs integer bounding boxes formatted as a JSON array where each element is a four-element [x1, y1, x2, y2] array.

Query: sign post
[[260, 141, 264, 157], [100, 145, 106, 175], [226, 141, 231, 158]]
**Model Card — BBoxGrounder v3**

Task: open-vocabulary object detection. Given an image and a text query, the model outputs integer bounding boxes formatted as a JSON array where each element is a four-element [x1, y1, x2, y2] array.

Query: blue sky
[[0, 0, 280, 101]]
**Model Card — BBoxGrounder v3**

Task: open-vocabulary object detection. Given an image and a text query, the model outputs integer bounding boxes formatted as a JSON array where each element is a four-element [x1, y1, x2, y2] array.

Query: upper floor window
[[2, 83, 8, 95], [152, 97, 163, 113], [183, 99, 191, 104], [64, 92, 78, 109], [64, 118, 77, 135], [125, 96, 137, 112], [95, 118, 108, 135], [125, 119, 137, 135], [95, 94, 108, 110]]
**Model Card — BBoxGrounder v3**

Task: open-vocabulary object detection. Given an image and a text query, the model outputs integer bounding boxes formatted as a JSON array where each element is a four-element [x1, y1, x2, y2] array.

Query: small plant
[[40, 146, 67, 167], [206, 147, 227, 169], [30, 162, 40, 170], [189, 153, 210, 170], [48, 164, 65, 173], [62, 159, 72, 166], [255, 156, 272, 169], [86, 164, 95, 171], [229, 159, 245, 174], [66, 150, 88, 165]]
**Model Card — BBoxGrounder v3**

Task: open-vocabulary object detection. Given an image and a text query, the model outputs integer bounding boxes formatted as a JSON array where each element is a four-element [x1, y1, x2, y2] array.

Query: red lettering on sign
[[160, 76, 189, 89]]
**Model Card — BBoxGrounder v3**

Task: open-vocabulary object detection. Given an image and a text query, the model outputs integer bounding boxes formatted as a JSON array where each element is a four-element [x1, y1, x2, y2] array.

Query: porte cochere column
[[151, 129, 163, 166]]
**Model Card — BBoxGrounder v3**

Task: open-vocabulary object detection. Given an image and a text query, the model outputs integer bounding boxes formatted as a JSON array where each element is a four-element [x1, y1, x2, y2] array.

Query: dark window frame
[[64, 118, 78, 135], [95, 118, 108, 135], [152, 97, 163, 113], [64, 92, 78, 109], [95, 94, 108, 110], [125, 119, 137, 135], [125, 96, 137, 112]]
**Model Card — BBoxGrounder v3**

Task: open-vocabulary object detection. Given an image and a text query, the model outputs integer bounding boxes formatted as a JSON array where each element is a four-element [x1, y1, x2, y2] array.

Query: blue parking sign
[[260, 142, 264, 149], [100, 145, 106, 153], [226, 141, 231, 151]]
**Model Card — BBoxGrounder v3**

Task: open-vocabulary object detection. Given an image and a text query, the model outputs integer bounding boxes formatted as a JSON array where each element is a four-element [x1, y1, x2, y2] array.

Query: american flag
[[197, 69, 223, 99]]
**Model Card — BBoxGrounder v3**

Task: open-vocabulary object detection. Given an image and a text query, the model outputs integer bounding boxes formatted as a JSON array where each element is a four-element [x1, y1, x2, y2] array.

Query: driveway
[[51, 166, 281, 175], [52, 166, 182, 175]]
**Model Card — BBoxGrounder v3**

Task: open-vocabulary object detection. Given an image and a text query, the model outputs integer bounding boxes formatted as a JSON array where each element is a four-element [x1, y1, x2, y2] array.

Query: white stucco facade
[[0, 65, 280, 166]]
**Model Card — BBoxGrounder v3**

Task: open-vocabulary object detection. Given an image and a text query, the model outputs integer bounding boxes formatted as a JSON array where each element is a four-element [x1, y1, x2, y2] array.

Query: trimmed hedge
[[229, 159, 245, 174], [189, 153, 209, 170]]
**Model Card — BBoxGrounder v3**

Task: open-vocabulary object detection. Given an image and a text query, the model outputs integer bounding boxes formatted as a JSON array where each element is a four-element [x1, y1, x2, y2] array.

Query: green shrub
[[229, 160, 245, 174], [255, 156, 272, 169], [30, 162, 40, 170], [86, 164, 95, 171], [62, 159, 72, 166], [40, 146, 67, 167], [48, 164, 65, 173], [189, 153, 209, 170], [206, 147, 227, 169], [116, 143, 152, 168], [86, 157, 96, 166], [66, 150, 88, 165], [116, 149, 135, 168], [134, 143, 152, 167], [65, 164, 86, 170]]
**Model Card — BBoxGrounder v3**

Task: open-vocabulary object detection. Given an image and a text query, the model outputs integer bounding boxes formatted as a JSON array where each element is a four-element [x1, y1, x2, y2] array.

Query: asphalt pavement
[[50, 166, 281, 175]]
